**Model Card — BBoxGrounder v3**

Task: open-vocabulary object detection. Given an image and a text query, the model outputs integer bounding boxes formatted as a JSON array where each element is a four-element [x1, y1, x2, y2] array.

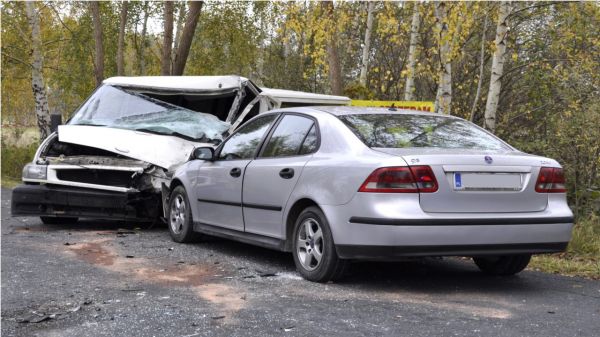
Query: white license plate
[[453, 172, 522, 191]]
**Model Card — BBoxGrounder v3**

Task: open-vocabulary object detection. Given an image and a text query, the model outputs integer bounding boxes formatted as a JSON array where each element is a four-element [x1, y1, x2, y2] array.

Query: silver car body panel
[[172, 106, 574, 258]]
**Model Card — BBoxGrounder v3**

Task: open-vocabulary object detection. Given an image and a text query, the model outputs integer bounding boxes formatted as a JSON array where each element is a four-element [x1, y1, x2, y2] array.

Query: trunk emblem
[[484, 156, 493, 164]]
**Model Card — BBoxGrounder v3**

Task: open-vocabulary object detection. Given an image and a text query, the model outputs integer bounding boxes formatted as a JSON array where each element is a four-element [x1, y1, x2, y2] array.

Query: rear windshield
[[69, 85, 230, 142], [338, 114, 510, 150]]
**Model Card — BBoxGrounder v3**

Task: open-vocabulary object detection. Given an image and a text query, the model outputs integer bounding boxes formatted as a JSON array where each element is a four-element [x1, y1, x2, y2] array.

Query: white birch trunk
[[484, 1, 511, 133], [25, 1, 52, 141], [434, 2, 451, 115], [404, 3, 420, 101], [359, 1, 375, 87]]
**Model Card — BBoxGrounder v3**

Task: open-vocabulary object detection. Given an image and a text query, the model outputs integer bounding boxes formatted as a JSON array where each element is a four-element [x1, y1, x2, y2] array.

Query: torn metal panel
[[57, 125, 210, 170]]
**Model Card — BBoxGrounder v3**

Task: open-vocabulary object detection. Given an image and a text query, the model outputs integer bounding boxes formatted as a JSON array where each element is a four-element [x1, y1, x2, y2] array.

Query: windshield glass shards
[[69, 85, 230, 142], [338, 113, 510, 150]]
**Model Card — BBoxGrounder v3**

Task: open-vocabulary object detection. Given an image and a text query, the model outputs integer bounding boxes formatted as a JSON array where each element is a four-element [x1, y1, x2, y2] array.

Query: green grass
[[529, 214, 600, 279]]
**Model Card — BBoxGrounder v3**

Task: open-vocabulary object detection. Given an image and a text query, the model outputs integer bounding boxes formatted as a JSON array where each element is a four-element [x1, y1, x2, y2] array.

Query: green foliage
[[1, 142, 38, 181]]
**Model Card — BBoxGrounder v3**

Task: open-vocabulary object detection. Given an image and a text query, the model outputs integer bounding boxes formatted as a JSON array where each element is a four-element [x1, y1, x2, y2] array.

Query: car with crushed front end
[[11, 76, 350, 224], [165, 106, 574, 282]]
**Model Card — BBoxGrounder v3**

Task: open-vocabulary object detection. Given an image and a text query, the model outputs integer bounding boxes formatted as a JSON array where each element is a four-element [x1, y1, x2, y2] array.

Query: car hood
[[57, 125, 211, 170]]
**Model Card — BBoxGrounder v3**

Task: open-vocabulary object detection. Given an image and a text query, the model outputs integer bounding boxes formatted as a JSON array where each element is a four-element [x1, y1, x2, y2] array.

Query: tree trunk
[[484, 1, 511, 133], [90, 1, 104, 86], [117, 1, 128, 76], [469, 13, 488, 122], [322, 1, 343, 95], [139, 1, 149, 75], [172, 2, 186, 70], [359, 1, 375, 87], [403, 3, 421, 101], [25, 2, 52, 141], [172, 1, 203, 76], [434, 1, 451, 115], [161, 1, 174, 75]]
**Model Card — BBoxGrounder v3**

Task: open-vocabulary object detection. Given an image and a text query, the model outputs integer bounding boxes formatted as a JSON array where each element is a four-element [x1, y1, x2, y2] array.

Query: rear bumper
[[336, 242, 568, 259], [11, 184, 159, 220]]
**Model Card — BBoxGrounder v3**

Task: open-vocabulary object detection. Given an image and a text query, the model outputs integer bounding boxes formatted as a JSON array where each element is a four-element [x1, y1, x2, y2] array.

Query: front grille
[[56, 169, 133, 188]]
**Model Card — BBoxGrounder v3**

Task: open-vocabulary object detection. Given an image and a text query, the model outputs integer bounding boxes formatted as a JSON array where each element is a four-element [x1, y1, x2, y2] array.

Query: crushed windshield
[[69, 85, 230, 142], [339, 113, 510, 150]]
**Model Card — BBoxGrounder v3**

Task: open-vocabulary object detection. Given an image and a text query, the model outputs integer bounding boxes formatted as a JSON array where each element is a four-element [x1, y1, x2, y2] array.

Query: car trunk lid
[[374, 148, 549, 213]]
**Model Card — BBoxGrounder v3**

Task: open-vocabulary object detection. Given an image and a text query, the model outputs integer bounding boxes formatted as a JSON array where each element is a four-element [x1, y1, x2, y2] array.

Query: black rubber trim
[[336, 242, 569, 259], [193, 222, 286, 251], [243, 203, 282, 212], [197, 198, 241, 207], [197, 199, 281, 212], [348, 216, 574, 226]]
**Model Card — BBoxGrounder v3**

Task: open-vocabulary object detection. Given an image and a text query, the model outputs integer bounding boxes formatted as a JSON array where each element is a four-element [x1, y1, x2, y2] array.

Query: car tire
[[167, 186, 200, 243], [292, 206, 347, 282], [40, 216, 78, 225], [473, 254, 532, 275]]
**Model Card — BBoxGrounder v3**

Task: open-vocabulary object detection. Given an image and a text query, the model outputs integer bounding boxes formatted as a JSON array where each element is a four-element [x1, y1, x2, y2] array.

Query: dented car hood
[[58, 125, 207, 170]]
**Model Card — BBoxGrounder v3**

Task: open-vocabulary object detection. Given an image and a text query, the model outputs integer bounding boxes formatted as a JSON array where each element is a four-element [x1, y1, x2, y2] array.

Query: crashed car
[[11, 75, 350, 224]]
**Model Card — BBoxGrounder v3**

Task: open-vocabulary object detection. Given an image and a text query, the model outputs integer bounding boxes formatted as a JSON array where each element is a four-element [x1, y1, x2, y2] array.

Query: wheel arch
[[284, 198, 321, 252]]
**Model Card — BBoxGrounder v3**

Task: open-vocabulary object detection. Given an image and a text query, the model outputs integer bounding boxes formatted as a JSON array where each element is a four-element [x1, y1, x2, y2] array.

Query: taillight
[[535, 167, 566, 193], [358, 166, 438, 193]]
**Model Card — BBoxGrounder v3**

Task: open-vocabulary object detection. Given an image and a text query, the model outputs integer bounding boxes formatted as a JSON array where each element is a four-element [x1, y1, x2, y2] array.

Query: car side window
[[218, 114, 277, 160], [299, 125, 318, 155], [261, 115, 316, 158]]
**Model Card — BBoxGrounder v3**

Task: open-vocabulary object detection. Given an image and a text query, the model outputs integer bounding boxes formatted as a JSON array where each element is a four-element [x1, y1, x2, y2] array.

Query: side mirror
[[192, 147, 215, 161]]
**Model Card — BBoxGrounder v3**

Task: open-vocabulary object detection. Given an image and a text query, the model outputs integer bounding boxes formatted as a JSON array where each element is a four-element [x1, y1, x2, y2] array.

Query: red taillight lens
[[535, 167, 566, 193], [358, 166, 438, 193]]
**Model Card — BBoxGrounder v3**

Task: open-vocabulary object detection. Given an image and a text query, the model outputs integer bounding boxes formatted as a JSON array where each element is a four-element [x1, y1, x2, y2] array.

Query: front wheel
[[167, 186, 200, 243], [473, 254, 531, 275], [292, 206, 347, 282]]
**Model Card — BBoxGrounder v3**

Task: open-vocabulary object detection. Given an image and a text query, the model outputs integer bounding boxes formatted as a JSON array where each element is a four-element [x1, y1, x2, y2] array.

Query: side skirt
[[193, 222, 288, 252]]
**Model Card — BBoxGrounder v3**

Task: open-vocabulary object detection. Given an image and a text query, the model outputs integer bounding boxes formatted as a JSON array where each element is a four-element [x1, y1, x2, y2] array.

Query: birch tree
[[359, 1, 375, 87], [161, 1, 174, 75], [403, 3, 421, 101], [172, 1, 203, 76], [484, 1, 511, 133], [117, 1, 128, 76], [24, 1, 51, 140], [90, 1, 104, 86], [434, 1, 451, 114]]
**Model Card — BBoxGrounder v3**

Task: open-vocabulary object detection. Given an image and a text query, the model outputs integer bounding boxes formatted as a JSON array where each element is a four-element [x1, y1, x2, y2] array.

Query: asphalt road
[[1, 188, 599, 337]]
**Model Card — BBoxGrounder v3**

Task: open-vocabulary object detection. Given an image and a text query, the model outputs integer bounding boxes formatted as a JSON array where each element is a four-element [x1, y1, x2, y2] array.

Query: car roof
[[288, 105, 453, 118], [104, 75, 249, 91]]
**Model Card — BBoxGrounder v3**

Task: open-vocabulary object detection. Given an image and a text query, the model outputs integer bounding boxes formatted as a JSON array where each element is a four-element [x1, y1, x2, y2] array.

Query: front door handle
[[230, 167, 242, 177], [279, 168, 295, 179]]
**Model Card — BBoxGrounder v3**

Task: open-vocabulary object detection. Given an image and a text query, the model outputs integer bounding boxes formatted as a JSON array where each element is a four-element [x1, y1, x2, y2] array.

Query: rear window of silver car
[[338, 114, 510, 150]]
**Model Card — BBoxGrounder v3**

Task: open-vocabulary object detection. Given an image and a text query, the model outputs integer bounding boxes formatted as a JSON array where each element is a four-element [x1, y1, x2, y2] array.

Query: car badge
[[484, 155, 493, 164]]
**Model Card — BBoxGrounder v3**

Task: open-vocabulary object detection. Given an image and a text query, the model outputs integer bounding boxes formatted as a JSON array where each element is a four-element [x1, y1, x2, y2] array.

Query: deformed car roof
[[103, 75, 250, 92]]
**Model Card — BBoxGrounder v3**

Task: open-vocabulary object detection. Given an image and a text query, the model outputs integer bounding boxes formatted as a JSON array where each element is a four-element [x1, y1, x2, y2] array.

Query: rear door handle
[[279, 168, 294, 179], [230, 167, 242, 177]]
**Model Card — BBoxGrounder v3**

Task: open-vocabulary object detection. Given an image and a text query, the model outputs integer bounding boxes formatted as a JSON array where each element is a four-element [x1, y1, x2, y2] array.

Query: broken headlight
[[22, 163, 47, 180]]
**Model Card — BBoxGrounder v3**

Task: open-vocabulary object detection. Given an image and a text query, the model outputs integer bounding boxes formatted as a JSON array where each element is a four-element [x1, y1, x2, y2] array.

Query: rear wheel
[[292, 206, 347, 282], [473, 254, 531, 275], [40, 216, 78, 225], [168, 186, 200, 243]]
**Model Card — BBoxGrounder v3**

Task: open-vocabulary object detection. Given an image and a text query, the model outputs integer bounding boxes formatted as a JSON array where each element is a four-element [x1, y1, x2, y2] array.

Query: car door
[[243, 114, 319, 238], [194, 114, 278, 231]]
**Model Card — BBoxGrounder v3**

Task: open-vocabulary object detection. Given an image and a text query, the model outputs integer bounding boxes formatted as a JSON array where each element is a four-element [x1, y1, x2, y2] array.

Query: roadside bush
[[1, 141, 38, 181], [569, 214, 600, 257]]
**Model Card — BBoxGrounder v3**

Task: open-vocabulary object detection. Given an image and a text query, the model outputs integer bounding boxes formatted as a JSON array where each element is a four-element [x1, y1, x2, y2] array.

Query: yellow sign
[[351, 100, 434, 112]]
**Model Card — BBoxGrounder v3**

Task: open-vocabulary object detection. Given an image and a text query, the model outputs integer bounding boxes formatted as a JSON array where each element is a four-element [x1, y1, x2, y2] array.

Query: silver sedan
[[167, 106, 574, 282]]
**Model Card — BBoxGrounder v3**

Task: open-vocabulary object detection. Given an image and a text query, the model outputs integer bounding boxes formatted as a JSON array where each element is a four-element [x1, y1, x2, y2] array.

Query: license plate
[[453, 172, 522, 191]]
